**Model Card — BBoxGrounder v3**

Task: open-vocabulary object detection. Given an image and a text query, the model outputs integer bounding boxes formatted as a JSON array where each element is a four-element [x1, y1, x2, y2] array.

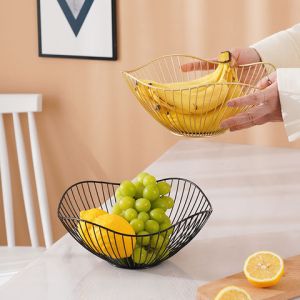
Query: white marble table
[[1, 140, 300, 300]]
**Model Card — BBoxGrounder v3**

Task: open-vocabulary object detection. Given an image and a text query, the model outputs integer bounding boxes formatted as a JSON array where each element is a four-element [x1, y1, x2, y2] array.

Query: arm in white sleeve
[[277, 68, 300, 142], [251, 24, 300, 68], [251, 24, 300, 141]]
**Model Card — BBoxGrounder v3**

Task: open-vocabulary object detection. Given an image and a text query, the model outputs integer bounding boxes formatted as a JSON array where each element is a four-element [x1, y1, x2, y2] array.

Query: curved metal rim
[[122, 53, 276, 74], [57, 177, 213, 237], [123, 53, 219, 73]]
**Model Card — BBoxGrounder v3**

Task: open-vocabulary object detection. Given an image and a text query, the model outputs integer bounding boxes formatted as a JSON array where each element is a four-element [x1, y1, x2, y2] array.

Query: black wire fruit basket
[[58, 178, 212, 269]]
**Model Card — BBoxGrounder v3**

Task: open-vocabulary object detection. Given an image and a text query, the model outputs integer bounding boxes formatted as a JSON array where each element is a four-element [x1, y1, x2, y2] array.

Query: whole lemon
[[77, 208, 108, 245], [88, 214, 136, 259]]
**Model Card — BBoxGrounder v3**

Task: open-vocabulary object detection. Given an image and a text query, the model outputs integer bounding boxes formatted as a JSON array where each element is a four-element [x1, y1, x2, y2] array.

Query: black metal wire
[[57, 178, 212, 269]]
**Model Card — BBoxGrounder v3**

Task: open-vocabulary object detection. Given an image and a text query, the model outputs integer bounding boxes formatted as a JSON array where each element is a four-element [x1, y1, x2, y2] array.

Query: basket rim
[[57, 177, 213, 237], [122, 53, 276, 91], [122, 53, 276, 75]]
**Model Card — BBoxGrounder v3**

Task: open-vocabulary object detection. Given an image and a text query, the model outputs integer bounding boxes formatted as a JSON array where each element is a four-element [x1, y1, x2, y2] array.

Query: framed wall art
[[37, 0, 117, 60]]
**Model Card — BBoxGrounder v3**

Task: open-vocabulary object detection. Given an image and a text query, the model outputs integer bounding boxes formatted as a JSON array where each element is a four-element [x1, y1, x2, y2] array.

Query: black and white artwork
[[37, 0, 117, 60]]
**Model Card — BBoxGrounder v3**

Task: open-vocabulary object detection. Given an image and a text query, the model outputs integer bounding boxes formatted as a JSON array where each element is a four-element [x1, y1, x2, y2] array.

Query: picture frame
[[37, 0, 117, 60]]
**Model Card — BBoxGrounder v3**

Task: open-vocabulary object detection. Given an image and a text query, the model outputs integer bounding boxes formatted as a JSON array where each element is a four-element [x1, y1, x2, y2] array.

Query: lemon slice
[[243, 251, 284, 288], [215, 286, 251, 300]]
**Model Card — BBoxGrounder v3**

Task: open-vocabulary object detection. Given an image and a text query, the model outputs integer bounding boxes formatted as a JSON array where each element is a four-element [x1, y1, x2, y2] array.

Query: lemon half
[[243, 251, 284, 288], [215, 286, 252, 300]]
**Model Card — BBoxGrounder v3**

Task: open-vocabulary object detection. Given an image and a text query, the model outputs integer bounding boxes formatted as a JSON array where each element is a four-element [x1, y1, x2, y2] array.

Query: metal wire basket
[[123, 54, 275, 137], [57, 178, 212, 269]]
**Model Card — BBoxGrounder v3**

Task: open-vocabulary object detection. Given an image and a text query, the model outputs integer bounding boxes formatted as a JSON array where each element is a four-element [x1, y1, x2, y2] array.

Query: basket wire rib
[[58, 178, 212, 269], [123, 54, 275, 137]]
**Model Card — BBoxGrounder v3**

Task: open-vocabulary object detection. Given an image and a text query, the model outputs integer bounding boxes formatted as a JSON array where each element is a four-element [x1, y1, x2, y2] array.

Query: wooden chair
[[0, 94, 52, 286]]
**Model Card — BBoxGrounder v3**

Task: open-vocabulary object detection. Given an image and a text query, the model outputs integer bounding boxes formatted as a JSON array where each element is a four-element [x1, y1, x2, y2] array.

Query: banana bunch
[[159, 104, 240, 134], [134, 51, 244, 134]]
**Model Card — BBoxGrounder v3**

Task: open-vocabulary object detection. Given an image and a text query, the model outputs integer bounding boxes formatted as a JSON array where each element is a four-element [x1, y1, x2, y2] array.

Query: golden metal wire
[[123, 54, 276, 137]]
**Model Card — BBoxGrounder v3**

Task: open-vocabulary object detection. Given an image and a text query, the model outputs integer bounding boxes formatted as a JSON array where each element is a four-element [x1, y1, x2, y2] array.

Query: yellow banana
[[151, 80, 229, 114], [226, 83, 243, 100], [153, 102, 240, 134], [137, 51, 240, 115]]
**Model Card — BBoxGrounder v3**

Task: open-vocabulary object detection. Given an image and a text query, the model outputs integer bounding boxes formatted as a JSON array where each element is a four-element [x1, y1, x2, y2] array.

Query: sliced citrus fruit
[[215, 286, 251, 300], [243, 251, 284, 288]]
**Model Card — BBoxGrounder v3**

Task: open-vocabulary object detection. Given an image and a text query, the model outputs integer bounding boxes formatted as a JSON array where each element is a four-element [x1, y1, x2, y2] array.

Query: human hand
[[180, 47, 281, 131], [220, 71, 283, 131]]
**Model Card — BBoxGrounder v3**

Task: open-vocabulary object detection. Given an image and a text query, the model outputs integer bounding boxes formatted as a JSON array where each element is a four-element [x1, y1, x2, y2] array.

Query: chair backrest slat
[[13, 113, 39, 247], [0, 113, 15, 247], [28, 112, 53, 248]]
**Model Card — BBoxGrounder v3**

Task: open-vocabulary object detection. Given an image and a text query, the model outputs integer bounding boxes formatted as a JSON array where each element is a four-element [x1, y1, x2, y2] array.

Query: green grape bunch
[[110, 172, 175, 265]]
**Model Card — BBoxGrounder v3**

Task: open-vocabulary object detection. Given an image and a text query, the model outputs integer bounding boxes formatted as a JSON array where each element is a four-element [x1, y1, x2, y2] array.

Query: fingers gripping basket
[[123, 53, 275, 137], [58, 178, 212, 269]]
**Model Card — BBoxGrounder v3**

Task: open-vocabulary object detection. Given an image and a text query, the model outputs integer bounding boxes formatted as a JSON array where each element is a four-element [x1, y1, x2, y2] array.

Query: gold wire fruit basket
[[123, 53, 276, 137]]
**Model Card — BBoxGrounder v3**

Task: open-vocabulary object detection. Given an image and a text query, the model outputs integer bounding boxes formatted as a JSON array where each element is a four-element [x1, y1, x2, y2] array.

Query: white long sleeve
[[251, 24, 300, 141], [251, 24, 300, 68], [277, 68, 300, 142]]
